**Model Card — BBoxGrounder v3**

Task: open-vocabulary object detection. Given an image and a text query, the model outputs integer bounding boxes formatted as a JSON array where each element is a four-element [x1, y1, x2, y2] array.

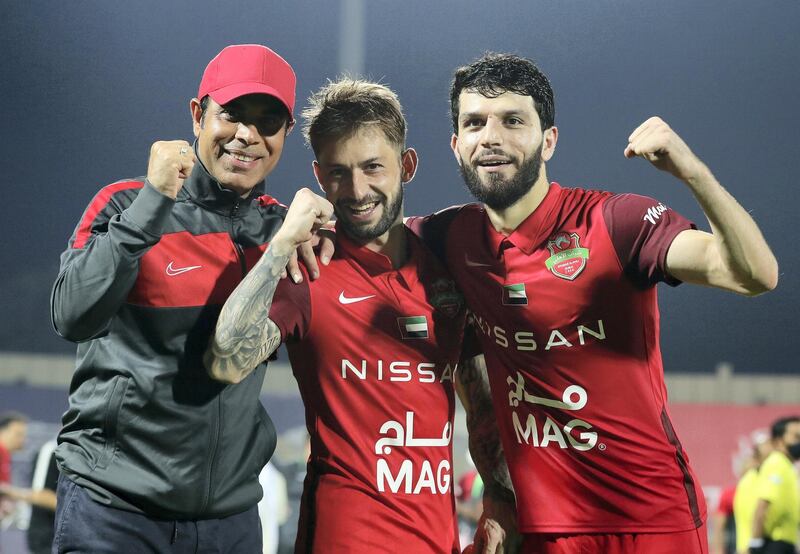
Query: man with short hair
[[50, 44, 300, 552], [409, 52, 778, 553], [206, 78, 512, 553], [749, 417, 800, 554]]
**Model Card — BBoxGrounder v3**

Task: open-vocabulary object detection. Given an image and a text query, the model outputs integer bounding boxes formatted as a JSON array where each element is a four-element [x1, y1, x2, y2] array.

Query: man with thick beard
[[206, 79, 512, 553], [408, 53, 778, 553]]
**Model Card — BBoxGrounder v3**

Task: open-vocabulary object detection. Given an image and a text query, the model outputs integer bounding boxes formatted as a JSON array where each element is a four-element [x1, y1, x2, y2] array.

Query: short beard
[[459, 142, 543, 211], [335, 184, 404, 242]]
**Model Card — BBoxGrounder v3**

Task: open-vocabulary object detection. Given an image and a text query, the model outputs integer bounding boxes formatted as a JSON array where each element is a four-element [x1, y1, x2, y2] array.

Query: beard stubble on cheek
[[334, 184, 404, 241], [459, 142, 543, 211]]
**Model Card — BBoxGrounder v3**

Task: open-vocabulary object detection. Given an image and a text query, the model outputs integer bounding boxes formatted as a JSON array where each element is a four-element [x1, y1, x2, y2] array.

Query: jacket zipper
[[200, 199, 244, 516]]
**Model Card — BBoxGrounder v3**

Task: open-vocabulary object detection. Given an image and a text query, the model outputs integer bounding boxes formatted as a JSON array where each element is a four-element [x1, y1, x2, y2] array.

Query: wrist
[[268, 234, 296, 258]]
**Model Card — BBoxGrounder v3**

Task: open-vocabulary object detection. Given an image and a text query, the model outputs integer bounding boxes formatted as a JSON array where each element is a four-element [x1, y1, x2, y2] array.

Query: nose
[[479, 117, 503, 147], [349, 170, 372, 200], [234, 122, 260, 144]]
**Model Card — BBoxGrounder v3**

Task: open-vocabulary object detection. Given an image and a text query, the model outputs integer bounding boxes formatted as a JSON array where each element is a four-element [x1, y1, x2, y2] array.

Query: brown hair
[[302, 78, 406, 155]]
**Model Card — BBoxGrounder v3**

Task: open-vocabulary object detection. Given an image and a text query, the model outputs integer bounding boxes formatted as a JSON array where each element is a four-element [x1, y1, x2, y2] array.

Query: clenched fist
[[624, 117, 707, 183], [272, 188, 334, 256], [146, 140, 196, 199]]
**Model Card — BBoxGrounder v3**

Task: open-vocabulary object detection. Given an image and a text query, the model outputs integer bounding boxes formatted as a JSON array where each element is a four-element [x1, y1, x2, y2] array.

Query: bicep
[[665, 229, 751, 294]]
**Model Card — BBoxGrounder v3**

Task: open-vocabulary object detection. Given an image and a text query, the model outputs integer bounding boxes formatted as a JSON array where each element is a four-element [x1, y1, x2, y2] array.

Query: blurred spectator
[[258, 462, 289, 554], [734, 431, 773, 554], [749, 416, 800, 554], [0, 412, 28, 519], [455, 469, 484, 547], [27, 440, 59, 554], [712, 484, 736, 554]]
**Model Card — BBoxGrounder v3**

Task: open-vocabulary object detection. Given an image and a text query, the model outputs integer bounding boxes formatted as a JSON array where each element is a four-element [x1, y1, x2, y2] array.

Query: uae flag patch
[[398, 316, 429, 339], [502, 283, 528, 306]]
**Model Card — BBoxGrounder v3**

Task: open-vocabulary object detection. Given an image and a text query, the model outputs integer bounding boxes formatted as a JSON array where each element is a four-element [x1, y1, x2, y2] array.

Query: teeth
[[350, 202, 379, 214], [231, 153, 255, 162]]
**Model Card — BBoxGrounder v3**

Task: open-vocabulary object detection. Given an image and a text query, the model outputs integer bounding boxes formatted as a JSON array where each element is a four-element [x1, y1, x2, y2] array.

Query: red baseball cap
[[198, 44, 296, 120]]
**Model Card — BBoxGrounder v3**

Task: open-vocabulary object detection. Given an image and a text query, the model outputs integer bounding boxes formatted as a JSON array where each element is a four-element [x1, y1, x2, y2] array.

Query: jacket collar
[[177, 141, 266, 215]]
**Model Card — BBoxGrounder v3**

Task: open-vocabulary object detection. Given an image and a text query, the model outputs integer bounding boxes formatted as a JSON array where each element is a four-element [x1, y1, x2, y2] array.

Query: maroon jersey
[[409, 183, 706, 534], [270, 225, 465, 553]]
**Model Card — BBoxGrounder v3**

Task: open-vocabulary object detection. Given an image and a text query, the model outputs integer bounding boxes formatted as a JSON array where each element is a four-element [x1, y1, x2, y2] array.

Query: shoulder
[[254, 193, 289, 219]]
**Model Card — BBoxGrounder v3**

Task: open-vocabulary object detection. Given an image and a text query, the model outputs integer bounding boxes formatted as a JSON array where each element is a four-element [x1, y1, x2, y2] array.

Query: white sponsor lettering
[[341, 359, 455, 383], [471, 313, 606, 352], [643, 203, 668, 225], [376, 459, 451, 495], [508, 375, 600, 451]]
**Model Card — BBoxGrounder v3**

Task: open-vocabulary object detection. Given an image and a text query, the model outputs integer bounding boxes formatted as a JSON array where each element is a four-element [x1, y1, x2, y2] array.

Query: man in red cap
[[50, 44, 299, 552]]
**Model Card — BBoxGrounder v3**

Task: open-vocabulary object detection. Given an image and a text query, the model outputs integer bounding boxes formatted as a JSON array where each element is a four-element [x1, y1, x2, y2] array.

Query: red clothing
[[522, 521, 708, 554], [0, 443, 10, 484], [717, 485, 735, 516], [409, 183, 706, 534], [270, 226, 465, 553]]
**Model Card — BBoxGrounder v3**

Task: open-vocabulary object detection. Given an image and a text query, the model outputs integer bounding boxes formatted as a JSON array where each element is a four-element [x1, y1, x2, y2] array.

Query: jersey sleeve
[[406, 206, 463, 264], [269, 265, 312, 343], [603, 193, 696, 287]]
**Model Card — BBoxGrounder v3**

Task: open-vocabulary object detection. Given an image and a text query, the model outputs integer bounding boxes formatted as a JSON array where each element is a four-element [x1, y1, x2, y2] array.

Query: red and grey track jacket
[[51, 160, 286, 519]]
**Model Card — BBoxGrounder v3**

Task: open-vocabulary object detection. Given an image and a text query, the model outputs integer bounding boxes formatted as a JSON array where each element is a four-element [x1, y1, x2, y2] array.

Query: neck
[[485, 173, 550, 235], [357, 219, 408, 269]]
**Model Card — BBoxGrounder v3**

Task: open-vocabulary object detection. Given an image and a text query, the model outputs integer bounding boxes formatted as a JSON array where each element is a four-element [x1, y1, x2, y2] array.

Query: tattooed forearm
[[457, 354, 516, 504], [205, 242, 292, 384]]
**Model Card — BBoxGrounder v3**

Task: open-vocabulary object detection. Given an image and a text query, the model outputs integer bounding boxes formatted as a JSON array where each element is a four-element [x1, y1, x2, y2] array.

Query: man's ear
[[312, 160, 324, 193], [450, 134, 462, 166], [541, 126, 558, 162], [401, 147, 419, 184], [190, 98, 203, 138]]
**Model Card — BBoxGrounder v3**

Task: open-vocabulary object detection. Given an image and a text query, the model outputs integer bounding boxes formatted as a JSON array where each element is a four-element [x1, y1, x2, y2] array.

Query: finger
[[627, 119, 653, 144], [298, 241, 319, 279], [625, 125, 660, 159], [287, 250, 302, 283], [318, 230, 336, 265]]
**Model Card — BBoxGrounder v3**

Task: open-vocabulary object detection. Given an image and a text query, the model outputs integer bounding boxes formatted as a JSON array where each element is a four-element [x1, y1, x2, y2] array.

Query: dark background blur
[[1, 0, 797, 373]]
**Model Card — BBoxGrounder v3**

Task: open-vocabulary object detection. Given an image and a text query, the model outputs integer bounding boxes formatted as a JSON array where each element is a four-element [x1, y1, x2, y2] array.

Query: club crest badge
[[545, 231, 589, 281]]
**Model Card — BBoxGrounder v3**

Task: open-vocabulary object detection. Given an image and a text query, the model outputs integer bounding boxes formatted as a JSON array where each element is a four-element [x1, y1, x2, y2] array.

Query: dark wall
[[2, 0, 797, 373]]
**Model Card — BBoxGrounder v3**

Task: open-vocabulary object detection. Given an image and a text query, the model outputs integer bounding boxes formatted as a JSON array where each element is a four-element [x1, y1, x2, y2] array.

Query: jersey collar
[[336, 222, 423, 287], [485, 182, 562, 256], [179, 141, 266, 215]]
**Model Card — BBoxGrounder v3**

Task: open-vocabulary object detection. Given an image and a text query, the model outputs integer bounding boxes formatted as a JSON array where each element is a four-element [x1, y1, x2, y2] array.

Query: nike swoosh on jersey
[[464, 254, 492, 267], [165, 261, 202, 276], [338, 291, 376, 305]]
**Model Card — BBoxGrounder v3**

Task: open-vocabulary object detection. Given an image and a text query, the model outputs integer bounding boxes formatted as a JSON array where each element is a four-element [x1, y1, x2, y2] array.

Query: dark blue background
[[1, 0, 797, 373]]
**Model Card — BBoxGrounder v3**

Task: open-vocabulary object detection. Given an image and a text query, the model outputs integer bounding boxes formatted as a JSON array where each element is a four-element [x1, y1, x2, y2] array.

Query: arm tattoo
[[457, 355, 516, 504], [205, 243, 292, 383]]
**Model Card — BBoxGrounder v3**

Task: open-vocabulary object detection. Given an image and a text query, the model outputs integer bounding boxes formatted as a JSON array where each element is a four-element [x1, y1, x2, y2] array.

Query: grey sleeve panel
[[50, 181, 175, 342]]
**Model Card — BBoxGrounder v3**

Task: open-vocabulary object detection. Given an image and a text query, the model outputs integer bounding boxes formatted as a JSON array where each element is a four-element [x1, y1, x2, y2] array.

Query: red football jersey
[[270, 225, 465, 553], [409, 183, 706, 534]]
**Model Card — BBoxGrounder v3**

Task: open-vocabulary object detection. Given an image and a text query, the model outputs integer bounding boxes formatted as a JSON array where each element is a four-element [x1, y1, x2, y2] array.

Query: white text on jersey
[[341, 359, 455, 383]]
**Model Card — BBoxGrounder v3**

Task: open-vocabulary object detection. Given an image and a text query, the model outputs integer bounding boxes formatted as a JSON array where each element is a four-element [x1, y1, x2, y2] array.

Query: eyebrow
[[460, 110, 526, 121]]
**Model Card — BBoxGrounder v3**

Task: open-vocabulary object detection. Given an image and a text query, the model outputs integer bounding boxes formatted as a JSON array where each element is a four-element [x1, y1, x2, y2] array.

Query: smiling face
[[191, 93, 292, 196], [313, 126, 416, 244], [451, 90, 556, 210]]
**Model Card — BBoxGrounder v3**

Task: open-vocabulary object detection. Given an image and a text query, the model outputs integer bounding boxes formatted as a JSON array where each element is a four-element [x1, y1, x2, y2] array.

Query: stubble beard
[[335, 184, 404, 242]]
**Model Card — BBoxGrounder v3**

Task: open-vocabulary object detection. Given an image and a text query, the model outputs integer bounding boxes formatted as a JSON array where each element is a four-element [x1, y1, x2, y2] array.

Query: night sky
[[1, 0, 797, 373]]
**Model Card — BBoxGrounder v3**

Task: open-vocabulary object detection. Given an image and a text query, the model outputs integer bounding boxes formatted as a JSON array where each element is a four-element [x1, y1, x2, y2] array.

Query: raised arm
[[51, 141, 194, 341], [624, 117, 778, 296], [205, 188, 333, 384], [456, 354, 519, 554]]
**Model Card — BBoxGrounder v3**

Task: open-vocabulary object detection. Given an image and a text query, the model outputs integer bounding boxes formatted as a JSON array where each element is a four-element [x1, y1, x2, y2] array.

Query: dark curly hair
[[450, 52, 555, 133]]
